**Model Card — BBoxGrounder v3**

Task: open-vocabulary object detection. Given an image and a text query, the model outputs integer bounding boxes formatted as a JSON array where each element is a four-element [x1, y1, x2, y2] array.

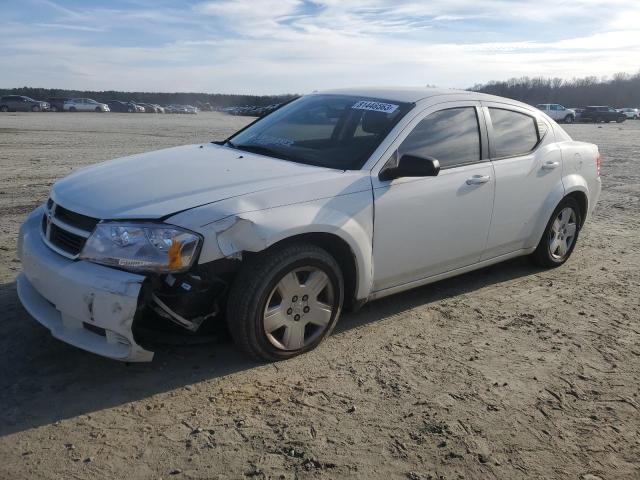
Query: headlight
[[79, 222, 201, 273]]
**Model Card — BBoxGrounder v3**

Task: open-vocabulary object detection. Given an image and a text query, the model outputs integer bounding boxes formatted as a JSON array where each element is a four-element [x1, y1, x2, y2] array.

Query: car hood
[[50, 144, 349, 219]]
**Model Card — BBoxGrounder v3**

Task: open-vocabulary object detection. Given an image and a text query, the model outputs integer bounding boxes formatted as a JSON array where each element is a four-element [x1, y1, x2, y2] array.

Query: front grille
[[41, 199, 99, 258], [55, 205, 99, 231], [49, 223, 86, 254]]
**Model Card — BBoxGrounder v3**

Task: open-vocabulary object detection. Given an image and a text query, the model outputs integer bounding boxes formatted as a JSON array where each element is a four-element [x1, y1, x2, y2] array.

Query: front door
[[371, 104, 495, 292]]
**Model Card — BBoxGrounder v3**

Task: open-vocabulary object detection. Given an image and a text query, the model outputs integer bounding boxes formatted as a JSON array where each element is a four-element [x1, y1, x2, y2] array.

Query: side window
[[550, 104, 559, 111], [488, 108, 539, 158], [399, 107, 481, 169]]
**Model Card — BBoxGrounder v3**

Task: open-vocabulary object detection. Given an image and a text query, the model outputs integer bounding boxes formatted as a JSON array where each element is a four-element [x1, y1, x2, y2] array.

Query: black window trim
[[395, 104, 487, 172], [483, 105, 545, 161]]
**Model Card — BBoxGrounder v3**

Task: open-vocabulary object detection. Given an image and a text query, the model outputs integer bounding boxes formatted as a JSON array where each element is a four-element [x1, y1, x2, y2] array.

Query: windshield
[[226, 94, 413, 169]]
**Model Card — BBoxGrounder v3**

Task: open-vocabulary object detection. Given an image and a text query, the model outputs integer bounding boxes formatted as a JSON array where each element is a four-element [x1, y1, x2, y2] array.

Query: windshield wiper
[[231, 144, 295, 162]]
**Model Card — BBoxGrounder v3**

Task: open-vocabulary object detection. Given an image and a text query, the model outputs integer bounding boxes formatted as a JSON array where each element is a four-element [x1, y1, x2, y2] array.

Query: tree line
[[0, 87, 298, 108], [470, 71, 640, 108], [4, 71, 640, 109]]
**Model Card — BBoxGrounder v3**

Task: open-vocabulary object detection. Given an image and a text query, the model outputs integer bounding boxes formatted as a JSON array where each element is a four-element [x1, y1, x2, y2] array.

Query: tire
[[95, 107, 102, 112], [51, 105, 59, 112], [616, 117, 625, 123], [0, 105, 8, 112], [563, 115, 574, 124], [531, 197, 582, 268], [594, 116, 602, 123], [31, 105, 41, 112], [227, 243, 344, 361], [69, 107, 77, 112]]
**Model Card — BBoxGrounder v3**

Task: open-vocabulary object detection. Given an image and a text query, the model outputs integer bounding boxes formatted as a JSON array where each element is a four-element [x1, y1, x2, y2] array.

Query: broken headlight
[[80, 222, 201, 273]]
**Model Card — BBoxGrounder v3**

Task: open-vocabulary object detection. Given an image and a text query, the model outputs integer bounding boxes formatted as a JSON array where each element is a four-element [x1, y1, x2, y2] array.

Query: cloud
[[1, 0, 639, 93]]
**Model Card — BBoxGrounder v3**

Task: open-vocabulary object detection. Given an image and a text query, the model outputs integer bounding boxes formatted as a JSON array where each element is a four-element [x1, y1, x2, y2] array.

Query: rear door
[[481, 103, 563, 259], [371, 102, 495, 291]]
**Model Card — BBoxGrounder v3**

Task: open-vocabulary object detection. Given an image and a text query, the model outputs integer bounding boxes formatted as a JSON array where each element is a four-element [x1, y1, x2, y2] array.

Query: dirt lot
[[0, 112, 638, 480]]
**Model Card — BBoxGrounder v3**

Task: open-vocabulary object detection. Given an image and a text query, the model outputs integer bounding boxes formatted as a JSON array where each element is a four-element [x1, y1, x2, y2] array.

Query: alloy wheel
[[262, 267, 335, 351]]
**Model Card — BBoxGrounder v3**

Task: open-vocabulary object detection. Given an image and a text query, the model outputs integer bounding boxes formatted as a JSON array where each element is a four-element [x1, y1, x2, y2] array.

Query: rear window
[[489, 108, 539, 158]]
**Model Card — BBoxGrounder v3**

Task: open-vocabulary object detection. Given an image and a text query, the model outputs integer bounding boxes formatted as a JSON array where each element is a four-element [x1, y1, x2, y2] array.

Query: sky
[[1, 0, 640, 94]]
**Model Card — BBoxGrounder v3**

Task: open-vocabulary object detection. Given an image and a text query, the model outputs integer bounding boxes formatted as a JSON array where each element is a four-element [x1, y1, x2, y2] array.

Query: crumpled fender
[[171, 191, 375, 300]]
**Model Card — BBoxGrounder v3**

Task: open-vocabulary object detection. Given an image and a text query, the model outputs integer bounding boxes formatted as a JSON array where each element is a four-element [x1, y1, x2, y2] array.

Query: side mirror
[[379, 154, 440, 181]]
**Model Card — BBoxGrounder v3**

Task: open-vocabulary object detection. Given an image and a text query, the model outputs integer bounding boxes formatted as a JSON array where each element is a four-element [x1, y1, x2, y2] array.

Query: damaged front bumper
[[17, 207, 154, 362]]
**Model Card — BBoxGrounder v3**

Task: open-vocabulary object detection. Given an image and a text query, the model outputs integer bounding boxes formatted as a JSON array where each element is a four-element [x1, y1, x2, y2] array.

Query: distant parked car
[[165, 104, 187, 114], [47, 97, 68, 112], [617, 108, 639, 120], [127, 101, 145, 113], [569, 107, 584, 121], [137, 103, 161, 113], [106, 101, 136, 113], [64, 98, 110, 112], [0, 95, 50, 112], [184, 105, 198, 114], [536, 104, 576, 123], [580, 106, 626, 123], [153, 104, 165, 114]]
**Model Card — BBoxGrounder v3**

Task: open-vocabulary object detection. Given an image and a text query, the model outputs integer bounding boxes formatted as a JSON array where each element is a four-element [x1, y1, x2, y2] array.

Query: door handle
[[542, 161, 560, 170], [466, 175, 491, 185]]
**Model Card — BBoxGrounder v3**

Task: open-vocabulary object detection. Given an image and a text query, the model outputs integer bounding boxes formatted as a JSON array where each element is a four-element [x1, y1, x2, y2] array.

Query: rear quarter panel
[[559, 140, 601, 219]]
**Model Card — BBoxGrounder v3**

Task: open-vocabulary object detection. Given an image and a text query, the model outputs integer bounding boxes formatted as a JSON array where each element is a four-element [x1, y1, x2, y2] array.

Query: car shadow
[[0, 256, 540, 437]]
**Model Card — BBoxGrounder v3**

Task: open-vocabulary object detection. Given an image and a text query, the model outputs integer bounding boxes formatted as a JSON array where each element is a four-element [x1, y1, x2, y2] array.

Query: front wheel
[[531, 197, 581, 268], [31, 105, 40, 112], [564, 115, 574, 124], [227, 243, 344, 361], [616, 117, 625, 123], [95, 107, 102, 112]]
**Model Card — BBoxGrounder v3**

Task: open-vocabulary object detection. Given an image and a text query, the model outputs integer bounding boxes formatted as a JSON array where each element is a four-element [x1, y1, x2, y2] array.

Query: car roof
[[317, 87, 511, 104]]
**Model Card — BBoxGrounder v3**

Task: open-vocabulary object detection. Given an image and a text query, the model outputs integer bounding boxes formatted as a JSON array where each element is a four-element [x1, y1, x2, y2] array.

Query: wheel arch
[[564, 190, 588, 228], [562, 174, 591, 228], [257, 232, 360, 309]]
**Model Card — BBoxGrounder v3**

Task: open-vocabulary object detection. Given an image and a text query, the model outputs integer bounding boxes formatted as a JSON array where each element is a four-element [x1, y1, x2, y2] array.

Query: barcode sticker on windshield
[[352, 101, 399, 114]]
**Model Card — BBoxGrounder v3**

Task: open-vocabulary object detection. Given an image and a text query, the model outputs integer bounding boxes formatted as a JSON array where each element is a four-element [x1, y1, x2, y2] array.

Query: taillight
[[596, 153, 602, 176]]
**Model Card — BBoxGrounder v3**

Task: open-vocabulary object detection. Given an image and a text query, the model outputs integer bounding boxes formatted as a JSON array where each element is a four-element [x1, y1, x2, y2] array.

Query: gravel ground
[[0, 112, 638, 480]]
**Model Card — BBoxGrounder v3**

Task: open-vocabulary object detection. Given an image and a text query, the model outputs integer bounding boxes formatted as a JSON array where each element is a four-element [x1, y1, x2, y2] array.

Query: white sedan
[[64, 98, 110, 112], [18, 88, 601, 362]]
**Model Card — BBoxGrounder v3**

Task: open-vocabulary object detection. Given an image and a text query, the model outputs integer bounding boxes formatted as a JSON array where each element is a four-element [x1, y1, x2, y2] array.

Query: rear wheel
[[0, 105, 8, 112], [616, 117, 625, 123], [227, 243, 344, 361], [69, 107, 77, 112], [531, 197, 581, 268], [594, 116, 602, 123]]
